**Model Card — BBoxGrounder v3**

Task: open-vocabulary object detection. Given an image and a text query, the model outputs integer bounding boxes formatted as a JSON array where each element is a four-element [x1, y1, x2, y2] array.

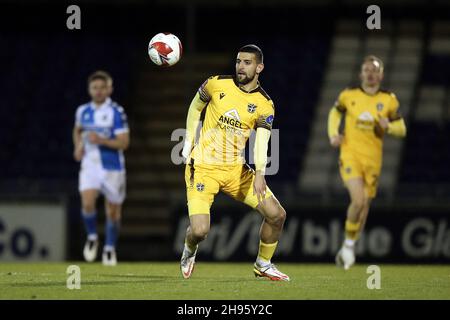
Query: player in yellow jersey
[[328, 56, 407, 269], [180, 45, 289, 281]]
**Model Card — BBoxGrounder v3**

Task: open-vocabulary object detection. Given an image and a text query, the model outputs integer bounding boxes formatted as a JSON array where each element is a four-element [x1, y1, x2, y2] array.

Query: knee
[[267, 206, 286, 227], [191, 224, 209, 240], [106, 207, 121, 222], [82, 203, 96, 214], [278, 206, 287, 224]]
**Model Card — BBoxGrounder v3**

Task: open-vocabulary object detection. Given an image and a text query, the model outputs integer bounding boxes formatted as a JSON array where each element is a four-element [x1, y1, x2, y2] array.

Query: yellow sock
[[345, 220, 360, 241], [257, 241, 278, 263]]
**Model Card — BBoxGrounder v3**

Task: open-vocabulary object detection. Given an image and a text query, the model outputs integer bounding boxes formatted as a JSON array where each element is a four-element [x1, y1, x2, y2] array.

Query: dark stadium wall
[[172, 203, 450, 264]]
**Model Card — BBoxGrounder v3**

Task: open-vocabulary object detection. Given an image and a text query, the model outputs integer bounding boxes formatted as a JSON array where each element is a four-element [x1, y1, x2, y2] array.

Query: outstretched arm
[[380, 94, 406, 138], [327, 106, 344, 147], [254, 127, 271, 175], [388, 118, 406, 137], [182, 92, 208, 160], [253, 127, 271, 205], [73, 125, 83, 161], [379, 117, 407, 138]]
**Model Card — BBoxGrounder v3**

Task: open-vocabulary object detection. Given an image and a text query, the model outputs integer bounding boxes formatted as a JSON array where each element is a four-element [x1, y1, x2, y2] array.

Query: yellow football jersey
[[335, 87, 402, 161], [191, 75, 275, 165]]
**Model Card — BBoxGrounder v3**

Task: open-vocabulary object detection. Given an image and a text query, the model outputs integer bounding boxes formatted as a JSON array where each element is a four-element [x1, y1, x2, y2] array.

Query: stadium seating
[[398, 21, 450, 197], [0, 33, 137, 190]]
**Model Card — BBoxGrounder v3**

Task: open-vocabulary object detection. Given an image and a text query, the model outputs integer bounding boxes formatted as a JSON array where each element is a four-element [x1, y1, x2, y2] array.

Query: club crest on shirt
[[196, 183, 205, 192], [376, 102, 384, 111], [247, 103, 257, 113]]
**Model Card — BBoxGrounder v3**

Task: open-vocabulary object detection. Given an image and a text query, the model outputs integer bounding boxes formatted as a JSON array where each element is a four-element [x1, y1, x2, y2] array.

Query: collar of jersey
[[90, 97, 112, 110], [358, 86, 381, 96], [233, 77, 261, 94]]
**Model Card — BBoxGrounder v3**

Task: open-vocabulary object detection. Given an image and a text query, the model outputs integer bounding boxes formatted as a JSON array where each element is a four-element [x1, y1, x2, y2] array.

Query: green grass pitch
[[0, 263, 448, 299]]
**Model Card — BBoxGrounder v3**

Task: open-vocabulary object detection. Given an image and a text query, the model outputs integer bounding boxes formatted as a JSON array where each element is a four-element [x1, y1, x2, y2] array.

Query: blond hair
[[362, 55, 384, 73]]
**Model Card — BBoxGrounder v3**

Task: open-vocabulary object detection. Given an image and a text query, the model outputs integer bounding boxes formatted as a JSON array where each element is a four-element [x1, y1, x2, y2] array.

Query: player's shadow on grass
[[102, 274, 181, 282], [102, 274, 180, 280], [10, 275, 179, 288], [104, 274, 256, 283], [8, 274, 255, 288], [200, 278, 257, 283], [10, 280, 135, 287]]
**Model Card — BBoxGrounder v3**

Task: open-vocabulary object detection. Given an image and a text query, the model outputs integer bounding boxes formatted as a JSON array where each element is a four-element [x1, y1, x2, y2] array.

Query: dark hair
[[238, 44, 264, 63], [88, 70, 113, 85]]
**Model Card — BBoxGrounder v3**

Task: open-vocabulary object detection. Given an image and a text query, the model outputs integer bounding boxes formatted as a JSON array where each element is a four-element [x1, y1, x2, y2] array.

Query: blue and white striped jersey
[[75, 98, 128, 171]]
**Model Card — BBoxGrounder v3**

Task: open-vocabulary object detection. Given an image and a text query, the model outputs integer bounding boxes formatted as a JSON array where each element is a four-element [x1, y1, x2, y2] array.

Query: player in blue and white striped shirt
[[73, 71, 130, 266]]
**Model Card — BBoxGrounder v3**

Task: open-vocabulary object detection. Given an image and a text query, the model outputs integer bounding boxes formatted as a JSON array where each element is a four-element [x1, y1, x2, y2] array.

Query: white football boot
[[102, 249, 117, 266], [253, 261, 290, 281], [180, 246, 197, 279], [83, 238, 98, 262], [336, 244, 355, 270]]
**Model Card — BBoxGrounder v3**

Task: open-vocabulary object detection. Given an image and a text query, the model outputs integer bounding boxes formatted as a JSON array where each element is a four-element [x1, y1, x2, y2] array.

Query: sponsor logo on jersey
[[356, 111, 375, 130], [218, 115, 243, 129], [218, 109, 243, 129], [224, 109, 241, 121]]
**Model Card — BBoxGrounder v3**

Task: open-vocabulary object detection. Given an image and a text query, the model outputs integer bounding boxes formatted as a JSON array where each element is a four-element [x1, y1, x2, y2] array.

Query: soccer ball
[[148, 33, 183, 66]]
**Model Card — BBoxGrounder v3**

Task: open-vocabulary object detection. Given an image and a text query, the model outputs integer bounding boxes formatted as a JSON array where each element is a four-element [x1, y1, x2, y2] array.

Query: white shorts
[[79, 168, 126, 204]]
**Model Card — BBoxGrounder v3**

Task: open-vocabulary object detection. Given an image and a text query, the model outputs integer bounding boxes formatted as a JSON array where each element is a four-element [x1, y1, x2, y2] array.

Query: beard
[[236, 72, 255, 85]]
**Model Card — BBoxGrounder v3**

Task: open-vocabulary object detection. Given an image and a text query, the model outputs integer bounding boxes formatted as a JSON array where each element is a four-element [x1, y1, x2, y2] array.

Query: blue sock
[[82, 211, 97, 239], [105, 219, 120, 250]]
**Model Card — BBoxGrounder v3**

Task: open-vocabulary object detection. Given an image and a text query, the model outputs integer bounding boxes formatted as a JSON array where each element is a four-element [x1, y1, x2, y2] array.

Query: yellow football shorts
[[184, 160, 274, 216], [339, 152, 382, 198]]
